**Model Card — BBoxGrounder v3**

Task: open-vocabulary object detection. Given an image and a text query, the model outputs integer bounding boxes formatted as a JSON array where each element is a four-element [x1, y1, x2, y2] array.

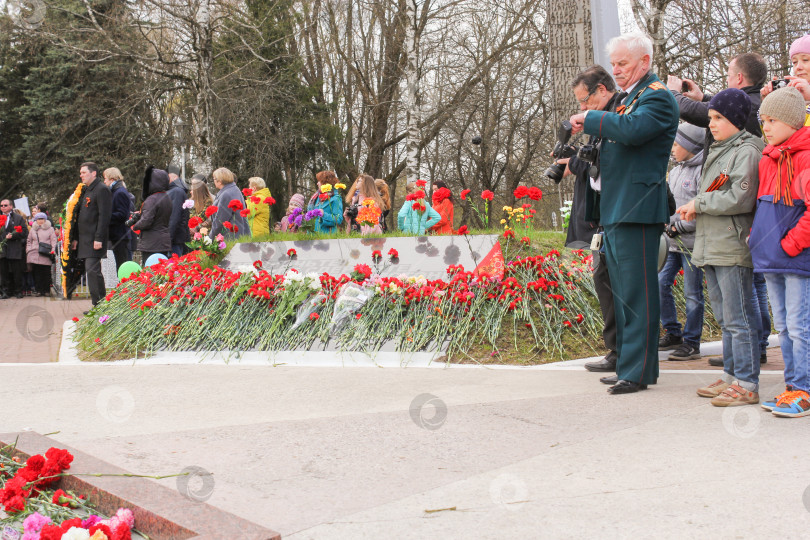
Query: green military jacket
[[583, 71, 679, 226]]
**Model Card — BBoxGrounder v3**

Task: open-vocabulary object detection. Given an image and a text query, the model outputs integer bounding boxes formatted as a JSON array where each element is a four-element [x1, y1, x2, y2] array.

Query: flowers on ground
[[73, 244, 602, 362]]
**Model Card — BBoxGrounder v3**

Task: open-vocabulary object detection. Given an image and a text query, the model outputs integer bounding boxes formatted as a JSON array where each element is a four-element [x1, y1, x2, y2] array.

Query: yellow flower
[[502, 206, 512, 212], [500, 219, 506, 224], [320, 183, 333, 193], [514, 208, 524, 213], [335, 183, 346, 190], [361, 198, 375, 207]]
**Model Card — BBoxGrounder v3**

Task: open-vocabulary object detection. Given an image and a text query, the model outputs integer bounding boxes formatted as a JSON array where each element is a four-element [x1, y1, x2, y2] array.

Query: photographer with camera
[[569, 32, 679, 394], [667, 53, 767, 158], [554, 64, 621, 374]]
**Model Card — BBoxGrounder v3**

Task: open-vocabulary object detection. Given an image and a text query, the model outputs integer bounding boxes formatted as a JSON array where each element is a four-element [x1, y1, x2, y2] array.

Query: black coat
[[76, 177, 112, 259], [0, 211, 28, 260], [132, 169, 172, 253], [166, 178, 191, 245], [109, 181, 135, 244]]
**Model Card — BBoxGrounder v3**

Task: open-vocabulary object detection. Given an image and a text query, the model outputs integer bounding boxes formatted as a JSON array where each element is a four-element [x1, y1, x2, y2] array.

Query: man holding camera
[[569, 32, 679, 394], [557, 65, 621, 373]]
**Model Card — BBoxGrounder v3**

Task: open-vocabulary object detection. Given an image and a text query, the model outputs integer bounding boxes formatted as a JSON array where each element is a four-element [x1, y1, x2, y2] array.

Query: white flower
[[182, 199, 194, 209], [202, 236, 212, 245], [61, 528, 91, 540]]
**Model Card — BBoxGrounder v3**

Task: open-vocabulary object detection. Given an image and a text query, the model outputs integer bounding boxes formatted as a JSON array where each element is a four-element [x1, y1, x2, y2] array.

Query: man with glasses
[[557, 64, 621, 374], [0, 200, 27, 299], [72, 162, 111, 307]]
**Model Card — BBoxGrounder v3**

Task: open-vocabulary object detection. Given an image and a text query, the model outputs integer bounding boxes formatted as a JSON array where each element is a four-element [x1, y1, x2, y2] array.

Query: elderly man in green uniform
[[570, 32, 679, 394]]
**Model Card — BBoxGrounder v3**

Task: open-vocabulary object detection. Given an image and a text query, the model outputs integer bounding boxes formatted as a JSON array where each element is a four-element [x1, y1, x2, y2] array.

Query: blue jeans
[[764, 273, 810, 393], [704, 265, 760, 390], [752, 272, 771, 354], [658, 251, 705, 346]]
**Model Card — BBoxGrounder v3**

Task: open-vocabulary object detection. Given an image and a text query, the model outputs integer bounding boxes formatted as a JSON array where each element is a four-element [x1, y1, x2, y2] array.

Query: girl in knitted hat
[[762, 34, 810, 126], [277, 193, 306, 233], [749, 86, 810, 418]]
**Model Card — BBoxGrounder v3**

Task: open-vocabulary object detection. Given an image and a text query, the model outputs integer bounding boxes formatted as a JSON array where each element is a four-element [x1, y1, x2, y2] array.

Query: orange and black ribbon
[[774, 148, 794, 206], [705, 173, 729, 192]]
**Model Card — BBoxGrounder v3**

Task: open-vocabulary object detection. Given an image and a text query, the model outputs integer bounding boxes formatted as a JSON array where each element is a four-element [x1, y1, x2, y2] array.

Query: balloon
[[117, 261, 141, 280], [144, 253, 168, 267]]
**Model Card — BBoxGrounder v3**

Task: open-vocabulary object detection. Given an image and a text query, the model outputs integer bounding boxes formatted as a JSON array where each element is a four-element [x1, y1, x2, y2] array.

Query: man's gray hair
[[606, 32, 654, 62]]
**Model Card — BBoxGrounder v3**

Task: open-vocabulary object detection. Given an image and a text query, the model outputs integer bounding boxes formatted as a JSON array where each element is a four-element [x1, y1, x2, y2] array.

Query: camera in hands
[[125, 211, 141, 227], [544, 121, 600, 183]]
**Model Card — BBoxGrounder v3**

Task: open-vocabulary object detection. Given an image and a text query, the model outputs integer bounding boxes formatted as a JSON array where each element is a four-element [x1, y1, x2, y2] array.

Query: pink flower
[[23, 512, 52, 538], [218, 241, 227, 250]]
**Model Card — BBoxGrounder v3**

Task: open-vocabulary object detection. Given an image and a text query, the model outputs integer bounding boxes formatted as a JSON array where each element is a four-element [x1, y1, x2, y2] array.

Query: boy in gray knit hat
[[749, 85, 810, 418], [658, 122, 707, 360]]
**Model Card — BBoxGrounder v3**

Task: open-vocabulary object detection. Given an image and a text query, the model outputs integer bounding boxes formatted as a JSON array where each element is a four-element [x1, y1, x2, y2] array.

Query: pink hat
[[289, 193, 306, 209], [789, 34, 810, 58]]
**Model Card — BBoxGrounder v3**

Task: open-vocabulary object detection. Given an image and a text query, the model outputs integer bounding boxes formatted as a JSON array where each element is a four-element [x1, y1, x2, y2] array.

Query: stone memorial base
[[0, 432, 280, 540]]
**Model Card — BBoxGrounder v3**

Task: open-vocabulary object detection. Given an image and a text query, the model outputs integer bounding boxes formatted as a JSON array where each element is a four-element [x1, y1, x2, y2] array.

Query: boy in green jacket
[[677, 88, 765, 407]]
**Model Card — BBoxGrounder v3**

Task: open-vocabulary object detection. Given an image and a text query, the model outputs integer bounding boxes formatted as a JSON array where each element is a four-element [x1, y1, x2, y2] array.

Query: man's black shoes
[[658, 333, 682, 350], [600, 374, 618, 385], [607, 380, 648, 394], [585, 350, 617, 372]]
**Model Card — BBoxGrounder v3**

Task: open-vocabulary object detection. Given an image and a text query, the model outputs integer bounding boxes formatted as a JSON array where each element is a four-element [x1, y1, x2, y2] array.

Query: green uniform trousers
[[604, 223, 661, 385]]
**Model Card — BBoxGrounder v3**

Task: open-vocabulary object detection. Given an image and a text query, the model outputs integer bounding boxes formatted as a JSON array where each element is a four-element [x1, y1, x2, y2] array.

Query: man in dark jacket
[[166, 164, 190, 256], [0, 200, 28, 298], [559, 65, 621, 373], [73, 162, 112, 306], [103, 169, 135, 270], [667, 53, 766, 157], [667, 52, 772, 364], [131, 167, 172, 261]]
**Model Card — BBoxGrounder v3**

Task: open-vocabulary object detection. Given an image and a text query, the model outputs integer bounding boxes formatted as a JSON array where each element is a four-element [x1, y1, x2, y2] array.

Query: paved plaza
[[1, 297, 808, 538]]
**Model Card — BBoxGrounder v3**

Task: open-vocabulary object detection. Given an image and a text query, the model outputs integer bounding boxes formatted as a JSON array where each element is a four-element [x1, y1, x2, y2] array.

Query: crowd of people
[[563, 32, 809, 417], [0, 161, 463, 305]]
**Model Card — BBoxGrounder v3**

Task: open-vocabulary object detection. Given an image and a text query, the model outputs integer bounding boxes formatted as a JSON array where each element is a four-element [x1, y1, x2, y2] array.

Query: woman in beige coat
[[26, 212, 58, 296]]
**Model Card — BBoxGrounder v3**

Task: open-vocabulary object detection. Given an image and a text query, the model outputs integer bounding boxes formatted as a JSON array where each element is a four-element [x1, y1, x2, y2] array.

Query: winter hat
[[167, 164, 181, 176], [707, 88, 751, 131], [674, 123, 705, 155], [34, 212, 47, 220], [289, 193, 306, 209], [760, 86, 807, 130], [789, 34, 810, 59]]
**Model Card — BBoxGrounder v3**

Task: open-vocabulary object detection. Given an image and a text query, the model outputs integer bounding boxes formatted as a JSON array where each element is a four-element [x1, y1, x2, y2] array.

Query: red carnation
[[205, 205, 218, 218], [319, 193, 329, 201], [457, 225, 468, 235], [14, 226, 22, 233], [481, 190, 494, 201], [528, 187, 543, 201], [432, 187, 452, 204], [388, 248, 399, 258], [0, 215, 6, 227], [520, 236, 530, 245], [309, 313, 320, 321], [223, 221, 233, 231], [264, 196, 276, 205], [242, 188, 253, 197], [188, 216, 203, 229], [415, 179, 427, 188], [72, 317, 79, 322], [287, 248, 296, 257], [228, 200, 244, 211], [372, 250, 382, 260], [240, 209, 250, 217], [460, 189, 471, 200], [513, 186, 529, 199], [250, 195, 262, 204]]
